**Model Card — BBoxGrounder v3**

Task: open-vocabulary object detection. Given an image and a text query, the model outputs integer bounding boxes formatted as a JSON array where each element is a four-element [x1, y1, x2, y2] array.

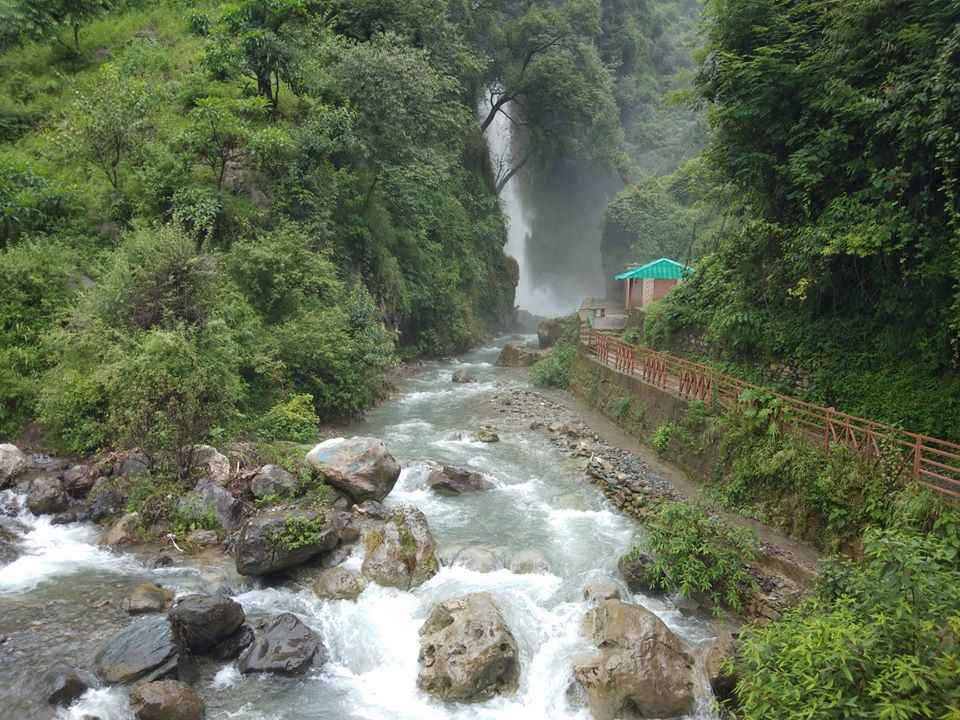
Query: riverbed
[[0, 337, 719, 720]]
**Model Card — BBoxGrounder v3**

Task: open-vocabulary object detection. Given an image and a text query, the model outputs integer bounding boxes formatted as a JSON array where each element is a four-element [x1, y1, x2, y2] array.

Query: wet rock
[[306, 437, 401, 503], [474, 425, 500, 443], [0, 444, 27, 489], [495, 343, 546, 368], [191, 444, 231, 485], [0, 525, 20, 564], [452, 546, 502, 573], [130, 680, 205, 720], [123, 582, 173, 615], [27, 475, 68, 515], [451, 369, 477, 384], [250, 465, 298, 499], [354, 500, 391, 520], [361, 506, 439, 590], [705, 631, 738, 703], [168, 594, 245, 654], [208, 624, 255, 662], [95, 615, 181, 684], [238, 613, 323, 676], [583, 581, 621, 603], [151, 554, 175, 569], [99, 513, 141, 547], [426, 465, 494, 496], [312, 566, 366, 601], [537, 317, 568, 349], [63, 464, 95, 498], [42, 662, 98, 707], [235, 509, 338, 576], [573, 600, 694, 720], [509, 549, 551, 575], [617, 551, 657, 594], [177, 478, 242, 533], [417, 592, 520, 702]]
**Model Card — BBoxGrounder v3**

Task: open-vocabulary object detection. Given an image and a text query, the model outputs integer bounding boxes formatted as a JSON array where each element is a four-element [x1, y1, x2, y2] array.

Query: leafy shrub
[[734, 528, 960, 719], [610, 396, 631, 420], [638, 501, 758, 611], [171, 494, 221, 536], [271, 514, 327, 551], [257, 393, 319, 443], [650, 422, 678, 453], [530, 341, 576, 388]]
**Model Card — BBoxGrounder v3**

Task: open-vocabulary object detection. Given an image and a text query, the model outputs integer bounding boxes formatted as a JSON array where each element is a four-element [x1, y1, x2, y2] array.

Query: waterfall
[[482, 94, 576, 318]]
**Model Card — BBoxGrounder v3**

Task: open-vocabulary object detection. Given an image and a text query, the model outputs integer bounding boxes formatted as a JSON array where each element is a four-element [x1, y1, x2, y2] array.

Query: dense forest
[[0, 0, 667, 459], [608, 0, 960, 440]]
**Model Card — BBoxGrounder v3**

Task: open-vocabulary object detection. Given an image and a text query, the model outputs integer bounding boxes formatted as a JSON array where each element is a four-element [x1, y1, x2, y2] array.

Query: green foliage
[[530, 342, 577, 389], [271, 513, 326, 551], [609, 396, 631, 420], [126, 473, 219, 536], [638, 501, 758, 612], [734, 528, 960, 719], [650, 422, 679, 453], [256, 393, 318, 443], [171, 491, 221, 535], [12, 0, 117, 52]]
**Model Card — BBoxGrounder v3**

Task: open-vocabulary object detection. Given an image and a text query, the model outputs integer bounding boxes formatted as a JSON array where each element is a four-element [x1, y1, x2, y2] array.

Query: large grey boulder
[[417, 593, 520, 702], [235, 509, 338, 576], [208, 624, 255, 662], [99, 512, 141, 547], [495, 343, 546, 368], [130, 680, 205, 720], [42, 662, 97, 707], [361, 506, 439, 590], [0, 444, 26, 489], [705, 631, 738, 703], [177, 479, 242, 532], [27, 475, 68, 515], [238, 613, 323, 676], [63, 464, 95, 498], [618, 551, 657, 594], [94, 615, 181, 684], [306, 437, 401, 503], [426, 465, 494, 496], [313, 566, 366, 601], [168, 594, 245, 654], [250, 465, 298, 499], [573, 600, 694, 719]]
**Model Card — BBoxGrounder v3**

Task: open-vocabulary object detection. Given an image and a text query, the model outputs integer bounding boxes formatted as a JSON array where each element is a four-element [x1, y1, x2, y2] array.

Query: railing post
[[824, 407, 833, 451], [913, 436, 922, 482]]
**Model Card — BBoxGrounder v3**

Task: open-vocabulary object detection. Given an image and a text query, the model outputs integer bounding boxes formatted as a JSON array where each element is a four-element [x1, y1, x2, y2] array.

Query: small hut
[[616, 258, 692, 311]]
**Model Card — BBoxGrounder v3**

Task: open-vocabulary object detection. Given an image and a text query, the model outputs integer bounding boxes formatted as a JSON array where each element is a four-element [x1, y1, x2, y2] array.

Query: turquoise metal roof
[[615, 257, 693, 281]]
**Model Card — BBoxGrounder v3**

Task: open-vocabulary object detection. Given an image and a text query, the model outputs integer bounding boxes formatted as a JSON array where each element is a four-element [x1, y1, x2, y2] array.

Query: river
[[0, 338, 718, 720]]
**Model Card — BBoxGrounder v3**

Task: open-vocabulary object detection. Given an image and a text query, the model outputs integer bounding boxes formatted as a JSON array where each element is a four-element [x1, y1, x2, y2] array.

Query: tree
[[183, 96, 265, 190], [204, 0, 313, 108], [61, 65, 153, 192], [13, 0, 115, 53]]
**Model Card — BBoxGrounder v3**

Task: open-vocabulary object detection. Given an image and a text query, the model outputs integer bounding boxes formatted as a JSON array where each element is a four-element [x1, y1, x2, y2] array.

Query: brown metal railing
[[580, 328, 960, 498]]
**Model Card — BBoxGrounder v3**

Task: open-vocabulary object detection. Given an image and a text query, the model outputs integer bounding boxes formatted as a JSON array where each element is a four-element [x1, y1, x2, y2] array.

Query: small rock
[[617, 551, 657, 594], [123, 583, 173, 615], [452, 546, 502, 573], [425, 465, 494, 496], [130, 680, 205, 720], [250, 465, 298, 499], [474, 426, 500, 443], [239, 613, 323, 676], [95, 615, 180, 684], [186, 529, 219, 547], [42, 662, 97, 707], [451, 369, 477, 384], [313, 566, 366, 601], [583, 581, 622, 603], [27, 475, 69, 515], [151, 554, 175, 569], [190, 445, 230, 485]]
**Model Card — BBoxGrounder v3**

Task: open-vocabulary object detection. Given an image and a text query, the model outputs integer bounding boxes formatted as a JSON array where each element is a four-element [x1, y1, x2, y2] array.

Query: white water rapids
[[0, 340, 719, 720]]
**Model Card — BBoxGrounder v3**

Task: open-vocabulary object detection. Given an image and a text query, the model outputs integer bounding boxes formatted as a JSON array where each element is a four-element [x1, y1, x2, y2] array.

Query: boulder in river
[[250, 464, 298, 499], [583, 581, 622, 603], [130, 680, 205, 720], [361, 505, 439, 590], [208, 624, 255, 662], [495, 343, 546, 368], [451, 369, 477, 384], [238, 613, 323, 676], [168, 594, 245, 654], [95, 615, 181, 684], [306, 437, 401, 503], [27, 475, 68, 515], [99, 512, 141, 547], [177, 478, 242, 532], [509, 549, 551, 575], [426, 465, 494, 496], [123, 582, 174, 615], [617, 551, 657, 594], [313, 566, 366, 601], [0, 444, 26, 489], [452, 546, 502, 573], [235, 509, 338, 576], [0, 525, 21, 564], [63, 464, 95, 498], [42, 662, 98, 707], [705, 631, 738, 703], [417, 592, 520, 702], [473, 425, 500, 443], [87, 481, 126, 522], [573, 600, 694, 720]]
